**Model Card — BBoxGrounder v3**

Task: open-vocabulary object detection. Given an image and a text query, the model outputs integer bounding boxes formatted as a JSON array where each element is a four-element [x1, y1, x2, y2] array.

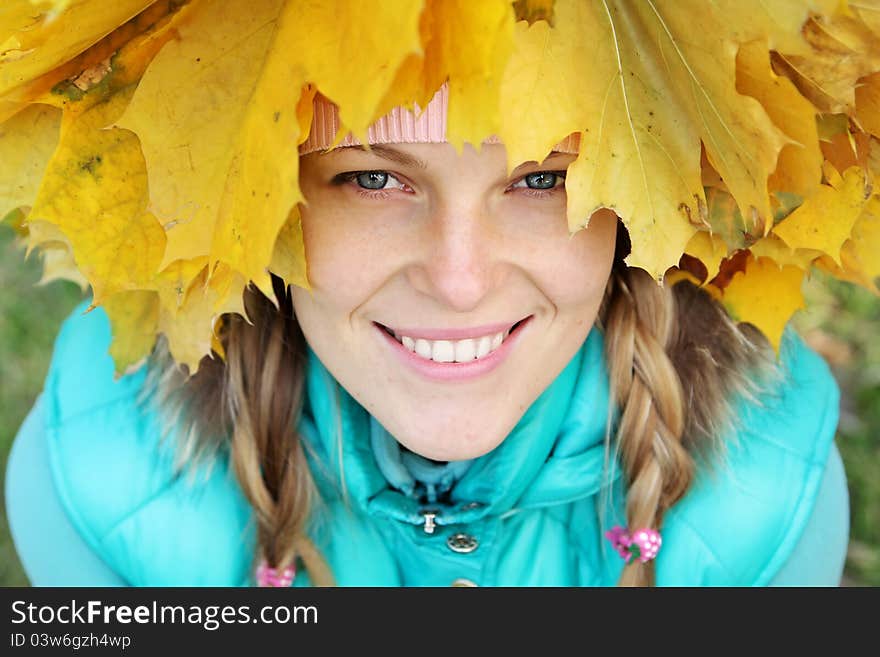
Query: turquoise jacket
[[6, 300, 849, 585]]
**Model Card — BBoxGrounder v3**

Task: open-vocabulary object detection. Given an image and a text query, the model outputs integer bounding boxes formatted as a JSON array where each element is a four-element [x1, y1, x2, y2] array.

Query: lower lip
[[375, 317, 532, 382]]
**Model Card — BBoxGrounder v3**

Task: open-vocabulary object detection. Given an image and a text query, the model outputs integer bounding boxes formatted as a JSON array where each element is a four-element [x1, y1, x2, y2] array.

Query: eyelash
[[332, 169, 568, 199], [332, 171, 412, 200], [511, 171, 568, 199]]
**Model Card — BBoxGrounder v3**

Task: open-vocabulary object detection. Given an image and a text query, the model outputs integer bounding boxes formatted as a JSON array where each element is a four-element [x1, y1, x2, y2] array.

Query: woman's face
[[293, 142, 617, 461]]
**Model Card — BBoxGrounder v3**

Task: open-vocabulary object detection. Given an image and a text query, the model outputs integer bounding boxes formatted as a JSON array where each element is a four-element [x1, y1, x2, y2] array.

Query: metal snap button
[[451, 578, 479, 587], [446, 532, 479, 554]]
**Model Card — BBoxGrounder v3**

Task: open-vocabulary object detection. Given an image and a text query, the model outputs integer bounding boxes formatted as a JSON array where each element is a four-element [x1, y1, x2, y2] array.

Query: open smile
[[374, 316, 533, 382]]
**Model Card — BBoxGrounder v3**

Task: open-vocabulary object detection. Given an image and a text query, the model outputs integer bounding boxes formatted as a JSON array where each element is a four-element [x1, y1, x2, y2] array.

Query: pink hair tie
[[605, 525, 662, 564], [255, 560, 296, 587]]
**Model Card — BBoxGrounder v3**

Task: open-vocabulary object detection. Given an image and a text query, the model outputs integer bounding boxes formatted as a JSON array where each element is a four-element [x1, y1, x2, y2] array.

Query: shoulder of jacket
[[659, 328, 840, 585], [44, 299, 147, 425], [44, 300, 254, 585]]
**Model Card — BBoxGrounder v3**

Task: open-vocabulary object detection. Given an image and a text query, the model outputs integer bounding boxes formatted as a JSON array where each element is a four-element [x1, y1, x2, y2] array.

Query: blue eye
[[510, 170, 566, 192], [356, 171, 389, 189], [524, 172, 560, 189], [336, 170, 410, 193]]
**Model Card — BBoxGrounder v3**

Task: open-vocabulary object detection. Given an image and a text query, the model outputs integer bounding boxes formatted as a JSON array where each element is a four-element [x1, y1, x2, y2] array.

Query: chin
[[377, 376, 543, 462], [393, 418, 513, 462]]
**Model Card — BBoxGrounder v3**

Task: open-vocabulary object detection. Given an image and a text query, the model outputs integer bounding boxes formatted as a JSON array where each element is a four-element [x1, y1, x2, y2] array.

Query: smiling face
[[292, 142, 617, 461]]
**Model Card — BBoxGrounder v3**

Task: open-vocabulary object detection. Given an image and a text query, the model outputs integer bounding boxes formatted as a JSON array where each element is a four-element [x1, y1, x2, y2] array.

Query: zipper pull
[[421, 509, 439, 534]]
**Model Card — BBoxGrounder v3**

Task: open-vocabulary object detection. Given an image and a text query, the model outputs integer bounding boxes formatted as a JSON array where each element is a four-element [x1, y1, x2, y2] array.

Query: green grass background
[[1, 225, 878, 586]]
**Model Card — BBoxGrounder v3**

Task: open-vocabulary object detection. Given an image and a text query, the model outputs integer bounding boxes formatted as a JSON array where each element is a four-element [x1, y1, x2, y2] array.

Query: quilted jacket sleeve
[[10, 300, 256, 586], [6, 393, 127, 586], [658, 328, 846, 586]]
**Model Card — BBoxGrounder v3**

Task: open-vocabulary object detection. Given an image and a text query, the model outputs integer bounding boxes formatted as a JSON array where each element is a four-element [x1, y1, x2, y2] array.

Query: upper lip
[[377, 317, 530, 341]]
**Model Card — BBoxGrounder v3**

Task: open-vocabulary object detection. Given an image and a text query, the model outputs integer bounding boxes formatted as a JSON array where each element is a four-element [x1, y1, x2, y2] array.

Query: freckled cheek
[[541, 263, 611, 311], [501, 202, 616, 298], [527, 235, 615, 309], [300, 207, 406, 308]]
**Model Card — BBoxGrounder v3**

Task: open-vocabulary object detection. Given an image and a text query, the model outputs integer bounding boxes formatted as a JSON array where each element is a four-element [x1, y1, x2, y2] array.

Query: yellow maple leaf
[[2, 0, 878, 373], [346, 0, 513, 153], [293, 0, 424, 141], [749, 233, 824, 270], [498, 17, 584, 169], [847, 193, 880, 288], [207, 261, 247, 319], [772, 165, 869, 265], [512, 0, 555, 25], [153, 256, 209, 317], [206, 22, 310, 301], [158, 263, 244, 375], [425, 0, 513, 151], [1, 2, 184, 125], [721, 254, 806, 352], [2, 205, 87, 289], [683, 231, 729, 283], [851, 0, 880, 36], [855, 71, 880, 137], [0, 103, 60, 216], [24, 217, 69, 255], [816, 192, 880, 292], [773, 10, 880, 114], [0, 1, 156, 113], [369, 13, 433, 123], [819, 127, 871, 177], [736, 39, 822, 199], [147, 259, 249, 376], [512, 0, 801, 280], [117, 0, 429, 302], [36, 243, 88, 289], [702, 185, 760, 251], [27, 88, 166, 305], [101, 289, 159, 375], [269, 206, 309, 291], [117, 0, 289, 275]]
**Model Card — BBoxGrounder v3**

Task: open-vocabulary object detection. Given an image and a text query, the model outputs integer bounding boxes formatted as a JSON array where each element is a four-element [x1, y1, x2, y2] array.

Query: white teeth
[[454, 338, 476, 362], [393, 327, 516, 363], [491, 332, 503, 350], [432, 340, 455, 362], [415, 338, 432, 359]]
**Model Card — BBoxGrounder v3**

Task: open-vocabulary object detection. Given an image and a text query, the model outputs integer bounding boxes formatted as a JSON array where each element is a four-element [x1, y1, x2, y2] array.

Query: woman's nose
[[407, 200, 502, 313]]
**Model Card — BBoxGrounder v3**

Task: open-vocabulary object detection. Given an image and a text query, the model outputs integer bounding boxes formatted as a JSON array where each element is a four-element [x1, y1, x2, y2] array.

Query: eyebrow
[[334, 144, 428, 169], [331, 144, 573, 173]]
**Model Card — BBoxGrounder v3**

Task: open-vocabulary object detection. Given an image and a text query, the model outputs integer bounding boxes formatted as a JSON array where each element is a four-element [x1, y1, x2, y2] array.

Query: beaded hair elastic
[[255, 561, 296, 587], [605, 526, 662, 564]]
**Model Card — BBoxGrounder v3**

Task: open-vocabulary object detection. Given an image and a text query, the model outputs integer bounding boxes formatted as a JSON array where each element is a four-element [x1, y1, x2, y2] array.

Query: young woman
[[5, 89, 850, 587], [3, 1, 863, 586]]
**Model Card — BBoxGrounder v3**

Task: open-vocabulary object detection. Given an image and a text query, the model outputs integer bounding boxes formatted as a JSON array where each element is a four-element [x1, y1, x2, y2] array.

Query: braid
[[598, 231, 775, 587], [602, 266, 695, 586], [147, 273, 334, 586], [224, 276, 334, 586]]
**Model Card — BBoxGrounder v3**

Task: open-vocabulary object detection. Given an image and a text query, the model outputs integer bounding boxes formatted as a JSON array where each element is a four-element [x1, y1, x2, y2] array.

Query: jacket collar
[[299, 328, 619, 530]]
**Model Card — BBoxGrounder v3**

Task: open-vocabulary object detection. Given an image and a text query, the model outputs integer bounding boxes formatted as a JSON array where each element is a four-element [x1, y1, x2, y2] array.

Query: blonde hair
[[144, 227, 773, 587]]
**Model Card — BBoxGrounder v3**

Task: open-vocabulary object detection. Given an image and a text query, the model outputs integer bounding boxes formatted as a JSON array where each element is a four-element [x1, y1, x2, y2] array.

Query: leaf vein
[[601, 0, 654, 219]]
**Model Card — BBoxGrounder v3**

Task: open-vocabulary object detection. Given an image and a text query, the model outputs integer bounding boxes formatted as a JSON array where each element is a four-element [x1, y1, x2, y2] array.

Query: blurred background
[[1, 223, 878, 586]]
